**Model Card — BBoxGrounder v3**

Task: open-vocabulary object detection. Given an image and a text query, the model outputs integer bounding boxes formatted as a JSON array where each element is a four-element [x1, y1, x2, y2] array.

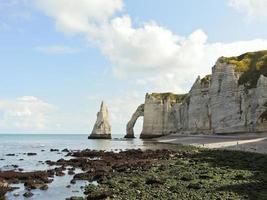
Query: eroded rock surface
[[126, 51, 267, 138], [125, 104, 144, 138], [89, 101, 111, 139]]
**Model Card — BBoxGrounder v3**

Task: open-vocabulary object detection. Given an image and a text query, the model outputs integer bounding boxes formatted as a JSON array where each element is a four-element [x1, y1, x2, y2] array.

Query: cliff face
[[89, 101, 112, 139], [126, 51, 267, 138]]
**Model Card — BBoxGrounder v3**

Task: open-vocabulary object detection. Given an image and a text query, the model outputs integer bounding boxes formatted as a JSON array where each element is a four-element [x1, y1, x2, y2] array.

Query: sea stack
[[89, 101, 112, 139]]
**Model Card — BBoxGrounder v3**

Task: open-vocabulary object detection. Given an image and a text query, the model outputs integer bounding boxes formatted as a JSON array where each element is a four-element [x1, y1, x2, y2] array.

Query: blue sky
[[1, 0, 267, 135]]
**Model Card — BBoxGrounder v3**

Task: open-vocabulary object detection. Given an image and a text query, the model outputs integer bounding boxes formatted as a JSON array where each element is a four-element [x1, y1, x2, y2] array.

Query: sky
[[1, 0, 267, 135]]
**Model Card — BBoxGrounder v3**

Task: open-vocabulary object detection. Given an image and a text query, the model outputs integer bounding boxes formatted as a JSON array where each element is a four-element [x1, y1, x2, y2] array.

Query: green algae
[[85, 148, 267, 200]]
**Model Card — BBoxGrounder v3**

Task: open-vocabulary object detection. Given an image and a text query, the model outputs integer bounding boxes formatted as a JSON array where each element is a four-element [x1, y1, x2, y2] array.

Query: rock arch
[[124, 104, 144, 138]]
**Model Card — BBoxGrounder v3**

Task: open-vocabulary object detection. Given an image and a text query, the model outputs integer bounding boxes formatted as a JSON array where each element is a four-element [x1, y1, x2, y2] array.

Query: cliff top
[[220, 50, 267, 89], [150, 92, 187, 103]]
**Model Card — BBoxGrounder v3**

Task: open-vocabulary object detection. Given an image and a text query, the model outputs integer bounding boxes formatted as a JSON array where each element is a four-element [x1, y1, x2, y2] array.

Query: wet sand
[[157, 133, 267, 154]]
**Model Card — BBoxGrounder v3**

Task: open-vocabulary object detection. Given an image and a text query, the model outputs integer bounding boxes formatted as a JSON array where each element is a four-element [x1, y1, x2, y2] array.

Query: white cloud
[[28, 0, 267, 134], [0, 96, 54, 131], [35, 45, 79, 54], [229, 0, 267, 17], [33, 0, 267, 94], [34, 0, 123, 34]]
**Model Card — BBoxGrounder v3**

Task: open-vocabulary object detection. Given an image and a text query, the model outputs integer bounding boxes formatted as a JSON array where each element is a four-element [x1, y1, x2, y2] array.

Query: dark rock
[[27, 153, 37, 156], [6, 154, 15, 156], [50, 149, 59, 152], [23, 191, 33, 198], [66, 197, 84, 200], [68, 170, 75, 175], [62, 149, 70, 153], [86, 188, 112, 200]]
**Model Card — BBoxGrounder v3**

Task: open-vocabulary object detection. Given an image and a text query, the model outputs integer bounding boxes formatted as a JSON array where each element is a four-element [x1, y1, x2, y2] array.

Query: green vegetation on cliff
[[222, 50, 267, 89], [201, 74, 212, 86], [151, 93, 187, 103]]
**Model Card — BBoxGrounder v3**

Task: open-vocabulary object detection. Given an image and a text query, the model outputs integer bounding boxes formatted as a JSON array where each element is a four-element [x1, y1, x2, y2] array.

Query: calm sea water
[[0, 134, 158, 200]]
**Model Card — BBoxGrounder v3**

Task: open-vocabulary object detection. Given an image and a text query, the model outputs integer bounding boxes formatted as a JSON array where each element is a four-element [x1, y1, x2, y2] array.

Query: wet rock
[[40, 184, 49, 191], [66, 197, 84, 200], [13, 192, 20, 197], [23, 191, 33, 198], [5, 154, 15, 156], [0, 179, 10, 198], [27, 153, 37, 156], [56, 171, 65, 177], [50, 149, 59, 152], [68, 170, 75, 175], [188, 182, 202, 190], [62, 148, 70, 153], [145, 176, 164, 185], [0, 170, 53, 188], [86, 188, 112, 200]]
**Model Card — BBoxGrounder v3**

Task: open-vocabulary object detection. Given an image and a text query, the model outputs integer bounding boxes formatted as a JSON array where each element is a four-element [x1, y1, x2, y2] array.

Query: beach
[[1, 134, 267, 200]]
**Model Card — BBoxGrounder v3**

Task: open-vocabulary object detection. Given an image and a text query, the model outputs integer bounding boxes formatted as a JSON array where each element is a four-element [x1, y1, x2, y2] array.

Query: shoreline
[[1, 134, 267, 199], [156, 132, 267, 154]]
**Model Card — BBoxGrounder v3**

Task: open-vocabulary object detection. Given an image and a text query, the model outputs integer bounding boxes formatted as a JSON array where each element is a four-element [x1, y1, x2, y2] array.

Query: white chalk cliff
[[125, 50, 267, 138], [89, 101, 111, 139]]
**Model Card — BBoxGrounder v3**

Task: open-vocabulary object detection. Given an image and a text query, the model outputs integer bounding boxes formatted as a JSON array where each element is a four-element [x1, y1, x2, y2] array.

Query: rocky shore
[[1, 146, 267, 200]]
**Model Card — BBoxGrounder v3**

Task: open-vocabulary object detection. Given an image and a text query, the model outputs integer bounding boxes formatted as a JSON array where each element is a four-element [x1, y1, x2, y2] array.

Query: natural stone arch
[[125, 104, 144, 138]]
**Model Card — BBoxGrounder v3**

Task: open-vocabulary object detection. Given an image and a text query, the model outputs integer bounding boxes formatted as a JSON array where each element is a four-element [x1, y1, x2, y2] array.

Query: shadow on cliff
[[191, 149, 267, 199]]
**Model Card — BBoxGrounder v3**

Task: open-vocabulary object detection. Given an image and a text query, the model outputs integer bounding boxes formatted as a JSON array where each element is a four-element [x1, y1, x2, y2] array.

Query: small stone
[[27, 153, 37, 156], [13, 192, 20, 197], [23, 191, 33, 198]]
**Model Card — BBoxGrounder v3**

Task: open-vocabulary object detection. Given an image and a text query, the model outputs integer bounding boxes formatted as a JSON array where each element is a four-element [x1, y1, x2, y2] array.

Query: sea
[[0, 134, 159, 200]]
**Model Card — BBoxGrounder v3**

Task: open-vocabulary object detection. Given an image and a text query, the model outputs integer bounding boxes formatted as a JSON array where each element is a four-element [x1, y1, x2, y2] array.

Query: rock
[[27, 153, 37, 156], [23, 191, 33, 198], [125, 51, 267, 138], [6, 154, 15, 156], [62, 148, 70, 152], [68, 170, 75, 175], [0, 179, 10, 197], [13, 192, 20, 197], [66, 197, 84, 200], [89, 101, 112, 139], [86, 188, 112, 200], [56, 171, 65, 177], [125, 104, 144, 138], [50, 149, 59, 152], [40, 184, 49, 190]]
